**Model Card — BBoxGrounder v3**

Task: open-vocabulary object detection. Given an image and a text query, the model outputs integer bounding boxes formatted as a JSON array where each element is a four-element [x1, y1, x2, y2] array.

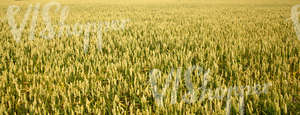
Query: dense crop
[[0, 0, 299, 114]]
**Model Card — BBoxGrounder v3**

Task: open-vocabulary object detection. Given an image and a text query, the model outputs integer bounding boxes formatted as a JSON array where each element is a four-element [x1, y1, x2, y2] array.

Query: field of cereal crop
[[0, 0, 299, 114]]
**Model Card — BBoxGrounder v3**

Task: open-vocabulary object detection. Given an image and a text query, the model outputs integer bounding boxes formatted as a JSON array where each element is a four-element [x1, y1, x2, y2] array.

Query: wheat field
[[0, 0, 299, 114]]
